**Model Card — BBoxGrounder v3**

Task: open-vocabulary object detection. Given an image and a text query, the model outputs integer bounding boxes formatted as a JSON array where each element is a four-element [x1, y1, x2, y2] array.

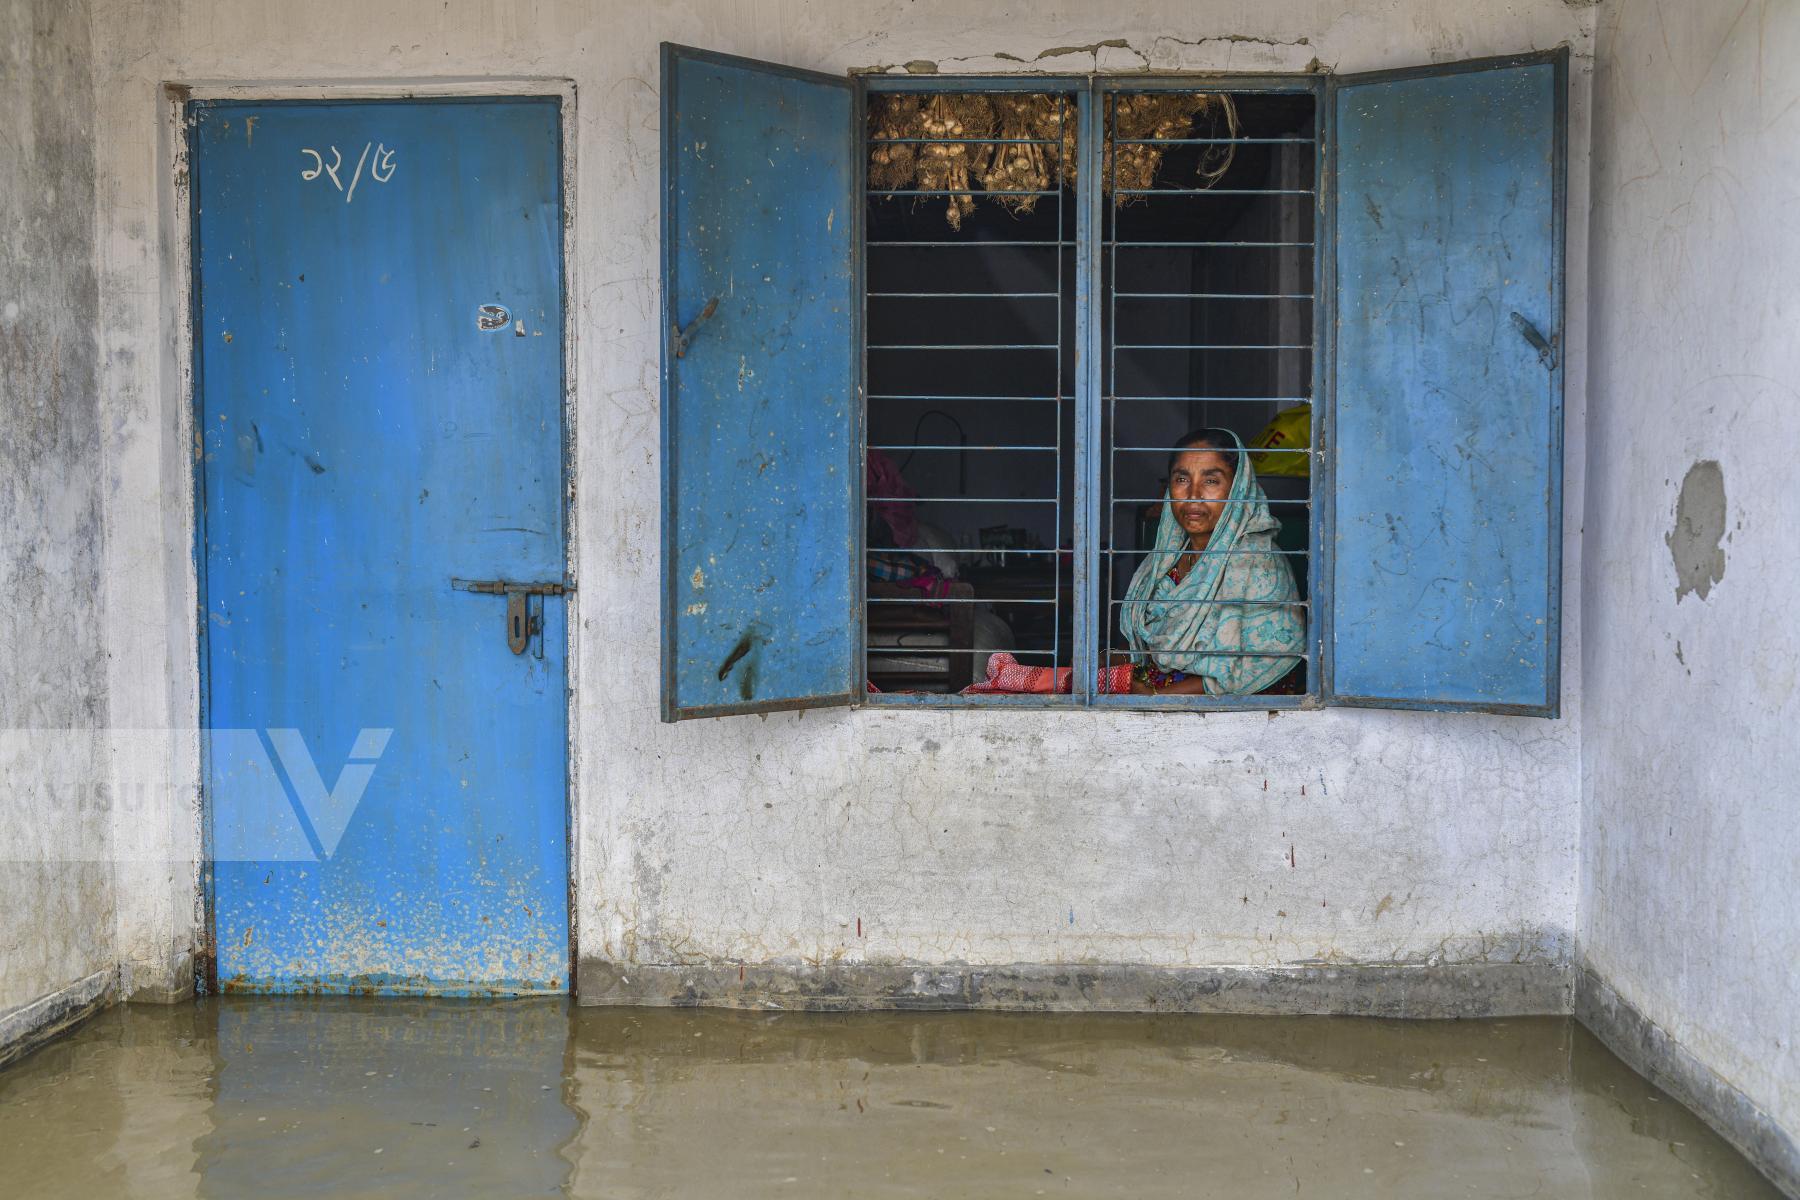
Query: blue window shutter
[[1326, 53, 1566, 716], [660, 44, 859, 721]]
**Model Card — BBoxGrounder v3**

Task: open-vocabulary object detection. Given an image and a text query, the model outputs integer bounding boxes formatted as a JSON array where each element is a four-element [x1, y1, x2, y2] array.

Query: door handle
[[450, 578, 574, 655]]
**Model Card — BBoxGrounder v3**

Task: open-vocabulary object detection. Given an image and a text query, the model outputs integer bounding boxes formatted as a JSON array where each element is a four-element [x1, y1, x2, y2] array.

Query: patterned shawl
[[1120, 432, 1305, 694]]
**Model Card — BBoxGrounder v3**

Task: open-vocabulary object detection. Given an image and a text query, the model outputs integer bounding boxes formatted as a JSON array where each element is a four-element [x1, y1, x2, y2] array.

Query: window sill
[[861, 691, 1320, 712]]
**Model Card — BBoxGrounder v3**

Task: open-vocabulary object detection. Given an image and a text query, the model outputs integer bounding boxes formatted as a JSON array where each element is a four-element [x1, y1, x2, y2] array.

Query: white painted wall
[[1582, 0, 1800, 1144], [0, 0, 115, 1023], [82, 0, 1595, 998]]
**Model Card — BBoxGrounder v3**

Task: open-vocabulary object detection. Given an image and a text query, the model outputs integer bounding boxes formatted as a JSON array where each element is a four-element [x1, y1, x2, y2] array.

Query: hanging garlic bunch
[[867, 93, 923, 192], [912, 93, 994, 230], [1029, 96, 1080, 194], [1049, 92, 1239, 205], [1109, 93, 1206, 198], [979, 94, 1058, 216], [866, 90, 1234, 227]]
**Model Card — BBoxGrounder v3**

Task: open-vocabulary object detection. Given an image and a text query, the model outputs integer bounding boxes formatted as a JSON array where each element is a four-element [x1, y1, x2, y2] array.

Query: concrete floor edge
[[575, 957, 1574, 1018], [0, 958, 1574, 1071], [1574, 964, 1800, 1200], [0, 968, 116, 1072]]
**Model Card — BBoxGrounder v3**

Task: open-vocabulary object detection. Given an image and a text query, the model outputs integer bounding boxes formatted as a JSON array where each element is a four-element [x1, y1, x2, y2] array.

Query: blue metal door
[[192, 98, 570, 994]]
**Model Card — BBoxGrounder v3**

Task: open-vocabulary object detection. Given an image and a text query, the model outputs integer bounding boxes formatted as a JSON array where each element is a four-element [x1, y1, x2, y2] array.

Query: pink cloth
[[895, 570, 953, 606], [962, 653, 1134, 695], [866, 450, 919, 548]]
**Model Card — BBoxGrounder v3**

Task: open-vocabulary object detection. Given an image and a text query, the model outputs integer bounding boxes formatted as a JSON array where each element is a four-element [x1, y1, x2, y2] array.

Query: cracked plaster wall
[[0, 0, 115, 1019], [1582, 0, 1800, 1145], [84, 0, 1595, 998]]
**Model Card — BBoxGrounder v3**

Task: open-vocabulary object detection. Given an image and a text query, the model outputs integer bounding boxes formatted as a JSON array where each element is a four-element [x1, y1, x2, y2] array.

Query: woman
[[1118, 427, 1304, 695]]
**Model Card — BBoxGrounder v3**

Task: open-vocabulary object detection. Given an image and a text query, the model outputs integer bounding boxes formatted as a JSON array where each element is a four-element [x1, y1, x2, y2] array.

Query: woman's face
[[1168, 447, 1235, 548]]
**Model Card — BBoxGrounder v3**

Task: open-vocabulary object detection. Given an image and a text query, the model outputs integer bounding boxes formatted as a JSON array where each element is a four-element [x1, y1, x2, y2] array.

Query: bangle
[[1131, 662, 1188, 690]]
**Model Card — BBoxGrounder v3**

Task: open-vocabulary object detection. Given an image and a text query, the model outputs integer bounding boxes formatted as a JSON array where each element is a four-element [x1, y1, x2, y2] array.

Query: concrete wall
[[84, 0, 1595, 1004], [1581, 0, 1800, 1162], [0, 0, 116, 1046]]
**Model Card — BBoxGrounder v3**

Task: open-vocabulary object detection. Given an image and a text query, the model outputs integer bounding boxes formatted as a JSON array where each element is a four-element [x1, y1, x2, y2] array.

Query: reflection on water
[[0, 999, 1780, 1199]]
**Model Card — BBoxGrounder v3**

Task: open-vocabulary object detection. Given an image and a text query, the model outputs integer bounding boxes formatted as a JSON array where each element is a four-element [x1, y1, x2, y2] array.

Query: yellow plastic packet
[[1248, 402, 1311, 477]]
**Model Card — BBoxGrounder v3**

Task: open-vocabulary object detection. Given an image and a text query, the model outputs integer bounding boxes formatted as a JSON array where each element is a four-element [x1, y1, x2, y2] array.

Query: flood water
[[0, 999, 1780, 1198]]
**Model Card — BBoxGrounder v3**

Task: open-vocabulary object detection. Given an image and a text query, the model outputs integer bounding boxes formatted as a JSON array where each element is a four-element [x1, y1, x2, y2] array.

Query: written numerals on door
[[300, 142, 397, 203]]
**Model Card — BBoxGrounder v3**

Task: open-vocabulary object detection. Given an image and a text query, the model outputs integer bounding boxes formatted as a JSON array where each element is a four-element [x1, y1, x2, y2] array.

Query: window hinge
[[671, 296, 719, 359], [1509, 311, 1558, 370]]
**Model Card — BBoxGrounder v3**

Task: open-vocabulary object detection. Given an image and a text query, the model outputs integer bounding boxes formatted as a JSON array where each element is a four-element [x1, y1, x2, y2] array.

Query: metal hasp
[[451, 578, 575, 655]]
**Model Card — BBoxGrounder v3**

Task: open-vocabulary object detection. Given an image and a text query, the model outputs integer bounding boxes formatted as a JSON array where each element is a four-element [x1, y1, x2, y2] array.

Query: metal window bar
[[1055, 95, 1071, 678], [869, 343, 1060, 351], [869, 291, 1061, 298], [1103, 646, 1314, 659], [1112, 187, 1315, 196], [871, 188, 1063, 197], [1111, 599, 1311, 606], [1104, 88, 1118, 709], [871, 137, 1060, 145], [869, 495, 1060, 504], [1112, 136, 1315, 145], [1116, 343, 1314, 351], [1100, 547, 1308, 556], [864, 92, 1077, 696], [870, 647, 1058, 655], [1110, 497, 1312, 506], [867, 648, 1059, 657], [1084, 86, 1114, 705], [1108, 401, 1310, 410], [1117, 445, 1314, 454], [863, 85, 1318, 704], [1104, 638, 1313, 650], [870, 546, 1063, 555], [1114, 292, 1314, 299], [1101, 87, 1318, 703], [1116, 240, 1311, 248], [869, 444, 1057, 452], [869, 597, 1058, 606], [867, 394, 1061, 401], [866, 240, 1075, 247]]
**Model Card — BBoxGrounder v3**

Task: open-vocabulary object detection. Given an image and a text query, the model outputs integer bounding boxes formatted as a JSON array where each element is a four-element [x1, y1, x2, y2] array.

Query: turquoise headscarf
[[1120, 432, 1305, 695]]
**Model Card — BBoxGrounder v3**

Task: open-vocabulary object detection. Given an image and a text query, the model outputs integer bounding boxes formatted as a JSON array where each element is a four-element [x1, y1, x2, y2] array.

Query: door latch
[[450, 578, 574, 655]]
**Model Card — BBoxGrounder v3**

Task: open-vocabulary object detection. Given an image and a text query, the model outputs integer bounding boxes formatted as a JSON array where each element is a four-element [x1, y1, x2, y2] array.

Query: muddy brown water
[[0, 999, 1781, 1198]]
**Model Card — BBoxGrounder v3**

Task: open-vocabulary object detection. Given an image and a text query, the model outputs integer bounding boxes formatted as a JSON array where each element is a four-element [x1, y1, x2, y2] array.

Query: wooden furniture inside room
[[866, 579, 975, 692]]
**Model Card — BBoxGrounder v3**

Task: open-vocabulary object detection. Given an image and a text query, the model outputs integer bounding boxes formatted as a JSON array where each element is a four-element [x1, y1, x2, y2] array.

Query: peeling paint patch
[[1667, 460, 1726, 602]]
